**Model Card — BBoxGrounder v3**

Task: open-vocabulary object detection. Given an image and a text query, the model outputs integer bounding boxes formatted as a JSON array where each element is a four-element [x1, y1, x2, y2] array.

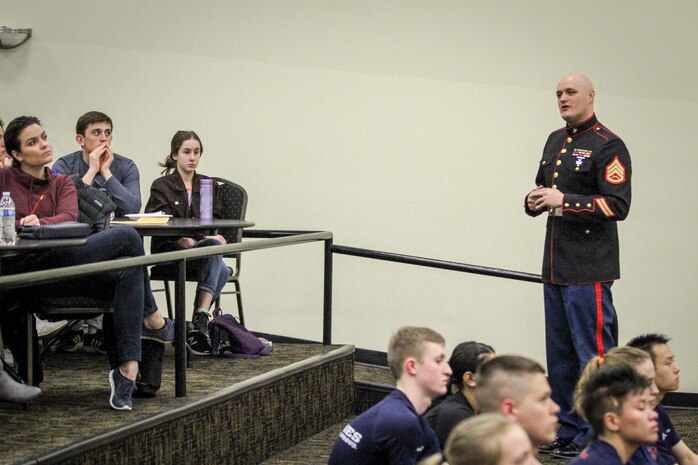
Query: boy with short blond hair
[[328, 326, 452, 465]]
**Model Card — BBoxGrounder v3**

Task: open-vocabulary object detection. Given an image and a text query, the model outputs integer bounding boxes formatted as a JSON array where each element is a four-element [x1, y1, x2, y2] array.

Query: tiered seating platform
[[0, 343, 353, 465]]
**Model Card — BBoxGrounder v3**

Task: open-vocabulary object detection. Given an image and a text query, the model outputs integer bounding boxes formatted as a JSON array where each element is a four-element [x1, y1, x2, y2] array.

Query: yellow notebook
[[135, 217, 170, 224], [111, 217, 170, 225]]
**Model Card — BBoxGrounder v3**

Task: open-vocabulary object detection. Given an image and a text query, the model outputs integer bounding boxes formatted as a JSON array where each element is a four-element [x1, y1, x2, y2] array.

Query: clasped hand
[[176, 235, 227, 249], [88, 143, 114, 175], [527, 186, 563, 212]]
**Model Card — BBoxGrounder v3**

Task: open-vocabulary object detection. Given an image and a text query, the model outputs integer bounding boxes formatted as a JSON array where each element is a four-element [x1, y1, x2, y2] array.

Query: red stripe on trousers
[[595, 283, 605, 357]]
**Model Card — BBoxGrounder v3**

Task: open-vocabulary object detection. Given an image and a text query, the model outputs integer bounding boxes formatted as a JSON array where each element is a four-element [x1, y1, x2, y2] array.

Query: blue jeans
[[150, 238, 230, 314], [5, 227, 157, 364], [190, 238, 231, 306], [544, 282, 617, 446]]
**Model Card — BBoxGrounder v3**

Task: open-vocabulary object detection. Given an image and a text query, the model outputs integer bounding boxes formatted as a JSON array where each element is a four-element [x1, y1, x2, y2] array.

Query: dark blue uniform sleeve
[[561, 137, 631, 222]]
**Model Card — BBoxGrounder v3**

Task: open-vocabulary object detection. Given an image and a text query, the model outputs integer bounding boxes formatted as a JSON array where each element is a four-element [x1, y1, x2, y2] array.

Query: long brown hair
[[159, 130, 203, 174]]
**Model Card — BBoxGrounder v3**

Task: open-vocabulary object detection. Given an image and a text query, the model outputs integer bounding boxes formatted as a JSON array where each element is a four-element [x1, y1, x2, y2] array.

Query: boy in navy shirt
[[475, 355, 561, 447], [628, 334, 698, 465], [572, 364, 658, 465], [328, 326, 452, 465]]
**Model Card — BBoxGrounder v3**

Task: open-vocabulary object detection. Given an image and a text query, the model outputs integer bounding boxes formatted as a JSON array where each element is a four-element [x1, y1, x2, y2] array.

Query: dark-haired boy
[[51, 111, 142, 353], [475, 355, 561, 447], [572, 364, 658, 465], [53, 111, 141, 216], [328, 327, 452, 465], [628, 334, 698, 465]]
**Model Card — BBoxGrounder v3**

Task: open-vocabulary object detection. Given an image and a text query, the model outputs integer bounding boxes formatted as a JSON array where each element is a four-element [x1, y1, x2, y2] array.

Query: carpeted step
[[260, 418, 353, 465]]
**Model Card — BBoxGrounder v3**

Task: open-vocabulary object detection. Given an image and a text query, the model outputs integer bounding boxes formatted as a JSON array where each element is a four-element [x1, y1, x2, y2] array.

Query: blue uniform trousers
[[544, 282, 617, 446]]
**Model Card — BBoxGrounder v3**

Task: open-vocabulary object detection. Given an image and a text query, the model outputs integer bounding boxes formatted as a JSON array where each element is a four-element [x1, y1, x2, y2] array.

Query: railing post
[[26, 312, 33, 386], [323, 238, 333, 345], [175, 258, 187, 397]]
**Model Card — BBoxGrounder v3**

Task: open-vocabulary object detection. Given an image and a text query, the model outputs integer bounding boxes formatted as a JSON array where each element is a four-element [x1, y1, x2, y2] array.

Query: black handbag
[[18, 222, 91, 239]]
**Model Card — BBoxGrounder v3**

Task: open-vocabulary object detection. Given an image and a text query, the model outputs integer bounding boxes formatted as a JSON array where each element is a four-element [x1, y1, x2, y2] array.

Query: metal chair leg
[[163, 281, 174, 321], [234, 281, 244, 326]]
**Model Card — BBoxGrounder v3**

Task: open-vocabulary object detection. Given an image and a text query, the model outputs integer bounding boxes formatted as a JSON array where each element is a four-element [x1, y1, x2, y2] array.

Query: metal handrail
[[242, 230, 541, 283], [330, 244, 542, 283], [240, 231, 543, 345], [0, 232, 332, 289]]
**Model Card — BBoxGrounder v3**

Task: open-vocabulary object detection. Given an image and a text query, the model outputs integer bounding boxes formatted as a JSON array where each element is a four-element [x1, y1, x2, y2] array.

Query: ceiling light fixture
[[0, 27, 33, 49]]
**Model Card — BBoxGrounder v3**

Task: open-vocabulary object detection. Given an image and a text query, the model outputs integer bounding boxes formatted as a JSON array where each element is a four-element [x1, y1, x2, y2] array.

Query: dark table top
[[111, 218, 255, 236], [0, 237, 88, 257]]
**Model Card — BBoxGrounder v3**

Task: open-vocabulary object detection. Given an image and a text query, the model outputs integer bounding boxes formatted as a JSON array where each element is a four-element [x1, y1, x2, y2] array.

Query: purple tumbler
[[199, 178, 213, 222]]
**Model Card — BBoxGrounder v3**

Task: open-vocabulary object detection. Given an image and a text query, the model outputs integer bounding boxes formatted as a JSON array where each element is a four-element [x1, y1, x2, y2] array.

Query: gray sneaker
[[108, 369, 135, 411], [35, 318, 69, 339], [141, 318, 175, 343], [0, 369, 42, 403]]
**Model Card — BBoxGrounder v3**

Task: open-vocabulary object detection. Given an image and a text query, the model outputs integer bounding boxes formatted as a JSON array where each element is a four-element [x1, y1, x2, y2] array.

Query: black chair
[[36, 297, 114, 360], [150, 178, 248, 325], [0, 297, 114, 386]]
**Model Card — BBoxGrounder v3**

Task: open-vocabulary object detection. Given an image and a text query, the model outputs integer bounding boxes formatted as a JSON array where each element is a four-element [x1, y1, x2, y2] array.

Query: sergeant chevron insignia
[[605, 156, 626, 184]]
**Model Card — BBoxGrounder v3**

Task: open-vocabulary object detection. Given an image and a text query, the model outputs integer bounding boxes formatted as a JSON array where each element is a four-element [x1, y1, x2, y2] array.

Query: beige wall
[[3, 1, 697, 390]]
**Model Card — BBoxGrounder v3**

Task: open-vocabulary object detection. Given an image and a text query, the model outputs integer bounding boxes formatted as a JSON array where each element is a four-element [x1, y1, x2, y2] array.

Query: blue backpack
[[209, 310, 273, 359]]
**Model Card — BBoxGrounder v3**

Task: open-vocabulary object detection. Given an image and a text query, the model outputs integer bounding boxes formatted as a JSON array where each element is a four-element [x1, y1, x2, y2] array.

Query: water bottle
[[1, 192, 17, 245], [199, 179, 213, 222]]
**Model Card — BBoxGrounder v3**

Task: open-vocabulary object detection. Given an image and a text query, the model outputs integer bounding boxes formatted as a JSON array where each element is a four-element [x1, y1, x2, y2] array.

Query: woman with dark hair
[[0, 116, 173, 410], [424, 341, 496, 447], [145, 130, 231, 355], [0, 116, 40, 402]]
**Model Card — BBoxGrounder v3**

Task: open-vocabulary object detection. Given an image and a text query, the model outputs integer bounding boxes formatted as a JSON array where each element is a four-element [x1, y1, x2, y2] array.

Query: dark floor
[[0, 343, 341, 465]]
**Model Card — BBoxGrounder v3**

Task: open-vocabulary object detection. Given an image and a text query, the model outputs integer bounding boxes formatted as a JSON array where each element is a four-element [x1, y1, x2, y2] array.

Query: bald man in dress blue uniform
[[525, 74, 632, 458]]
